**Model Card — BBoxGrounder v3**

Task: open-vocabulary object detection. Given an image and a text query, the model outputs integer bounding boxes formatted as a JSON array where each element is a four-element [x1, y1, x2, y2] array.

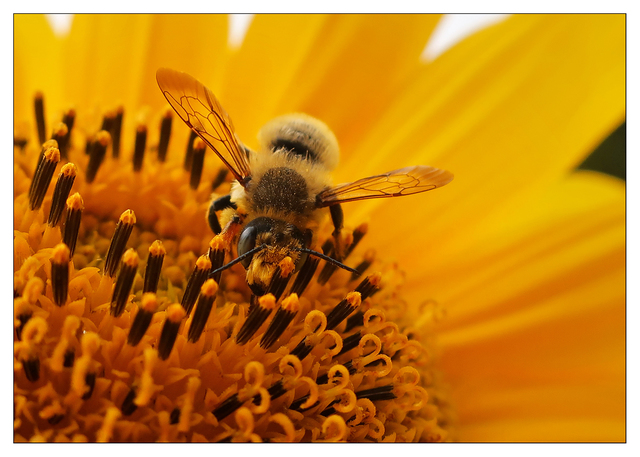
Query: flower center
[[14, 94, 453, 443]]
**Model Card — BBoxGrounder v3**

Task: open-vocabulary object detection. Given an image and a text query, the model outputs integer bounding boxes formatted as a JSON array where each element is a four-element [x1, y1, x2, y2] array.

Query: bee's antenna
[[295, 248, 360, 276], [209, 244, 268, 277]]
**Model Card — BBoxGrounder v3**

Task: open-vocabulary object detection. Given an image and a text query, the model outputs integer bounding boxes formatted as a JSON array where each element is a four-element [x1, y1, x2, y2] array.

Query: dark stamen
[[289, 256, 319, 297], [143, 240, 165, 294], [260, 293, 300, 349], [47, 414, 64, 425], [170, 408, 180, 424], [82, 373, 96, 400], [236, 294, 276, 345], [14, 136, 28, 151], [15, 312, 32, 341], [104, 209, 136, 277], [30, 139, 58, 192], [51, 243, 70, 307], [127, 293, 158, 346], [28, 146, 60, 211], [247, 294, 258, 315], [62, 193, 83, 257], [23, 357, 40, 382], [317, 240, 336, 285], [47, 163, 77, 227], [101, 111, 115, 133], [181, 255, 212, 316], [111, 107, 124, 158], [261, 380, 287, 403], [63, 350, 75, 368], [315, 361, 357, 385], [318, 224, 368, 285], [157, 110, 172, 162], [183, 130, 197, 170], [351, 248, 375, 281], [354, 272, 382, 301], [85, 130, 111, 183], [346, 223, 368, 257], [337, 331, 362, 356], [121, 387, 137, 416], [325, 291, 362, 331], [51, 123, 68, 159], [157, 304, 186, 360], [355, 384, 396, 402], [211, 168, 229, 191], [110, 248, 139, 317], [344, 311, 365, 333], [207, 236, 226, 284], [60, 109, 75, 159], [132, 125, 147, 172], [266, 257, 295, 301], [189, 137, 206, 189], [212, 393, 242, 421], [320, 405, 338, 417], [187, 279, 218, 343], [289, 393, 319, 412], [290, 335, 314, 361], [34, 92, 46, 145]]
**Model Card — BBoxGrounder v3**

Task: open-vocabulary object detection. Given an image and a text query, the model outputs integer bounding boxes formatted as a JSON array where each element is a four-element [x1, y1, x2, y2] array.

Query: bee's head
[[237, 217, 309, 296]]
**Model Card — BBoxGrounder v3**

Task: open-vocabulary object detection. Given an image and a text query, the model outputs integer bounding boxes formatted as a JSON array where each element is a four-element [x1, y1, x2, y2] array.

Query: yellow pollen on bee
[[278, 256, 296, 277]]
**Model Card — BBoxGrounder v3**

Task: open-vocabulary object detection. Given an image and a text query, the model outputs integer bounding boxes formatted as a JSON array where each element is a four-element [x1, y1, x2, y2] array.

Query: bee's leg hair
[[208, 194, 237, 234]]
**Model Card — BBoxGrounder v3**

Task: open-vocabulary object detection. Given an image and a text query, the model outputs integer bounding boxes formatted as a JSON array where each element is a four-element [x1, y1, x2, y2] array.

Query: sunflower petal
[[341, 14, 625, 223], [431, 171, 625, 442]]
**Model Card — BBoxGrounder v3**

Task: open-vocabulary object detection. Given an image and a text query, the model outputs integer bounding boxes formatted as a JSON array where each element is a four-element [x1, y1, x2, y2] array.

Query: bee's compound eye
[[237, 226, 258, 269]]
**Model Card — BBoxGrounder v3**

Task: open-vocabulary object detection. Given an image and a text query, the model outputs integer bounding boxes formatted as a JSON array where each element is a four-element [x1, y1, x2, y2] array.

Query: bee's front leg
[[207, 194, 238, 234], [329, 203, 344, 261]]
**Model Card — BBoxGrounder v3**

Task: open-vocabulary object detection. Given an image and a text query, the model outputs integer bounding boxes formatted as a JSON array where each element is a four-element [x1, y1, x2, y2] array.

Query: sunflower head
[[13, 60, 453, 444]]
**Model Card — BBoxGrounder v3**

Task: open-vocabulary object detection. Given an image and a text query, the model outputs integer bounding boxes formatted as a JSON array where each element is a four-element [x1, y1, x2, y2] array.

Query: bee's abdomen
[[252, 167, 309, 214], [271, 138, 319, 163]]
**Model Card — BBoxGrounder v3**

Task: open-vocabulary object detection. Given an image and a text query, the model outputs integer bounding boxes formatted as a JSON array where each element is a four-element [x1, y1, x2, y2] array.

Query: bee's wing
[[316, 165, 453, 207], [156, 68, 251, 185]]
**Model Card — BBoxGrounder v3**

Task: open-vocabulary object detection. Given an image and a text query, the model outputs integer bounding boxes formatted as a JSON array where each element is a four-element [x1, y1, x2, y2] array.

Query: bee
[[156, 68, 453, 296]]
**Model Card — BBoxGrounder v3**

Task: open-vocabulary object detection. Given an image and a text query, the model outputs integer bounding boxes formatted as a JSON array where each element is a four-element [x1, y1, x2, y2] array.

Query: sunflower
[[13, 14, 625, 442]]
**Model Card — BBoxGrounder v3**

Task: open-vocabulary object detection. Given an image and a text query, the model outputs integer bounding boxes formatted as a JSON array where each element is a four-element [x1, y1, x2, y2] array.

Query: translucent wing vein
[[316, 165, 453, 207], [156, 68, 251, 185]]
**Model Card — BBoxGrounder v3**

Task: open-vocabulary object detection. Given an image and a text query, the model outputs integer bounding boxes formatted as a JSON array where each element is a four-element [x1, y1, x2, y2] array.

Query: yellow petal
[[341, 14, 624, 230], [431, 172, 625, 441], [219, 14, 329, 142], [135, 14, 229, 112], [60, 15, 228, 115], [14, 14, 63, 128], [274, 14, 442, 153], [61, 14, 154, 114]]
